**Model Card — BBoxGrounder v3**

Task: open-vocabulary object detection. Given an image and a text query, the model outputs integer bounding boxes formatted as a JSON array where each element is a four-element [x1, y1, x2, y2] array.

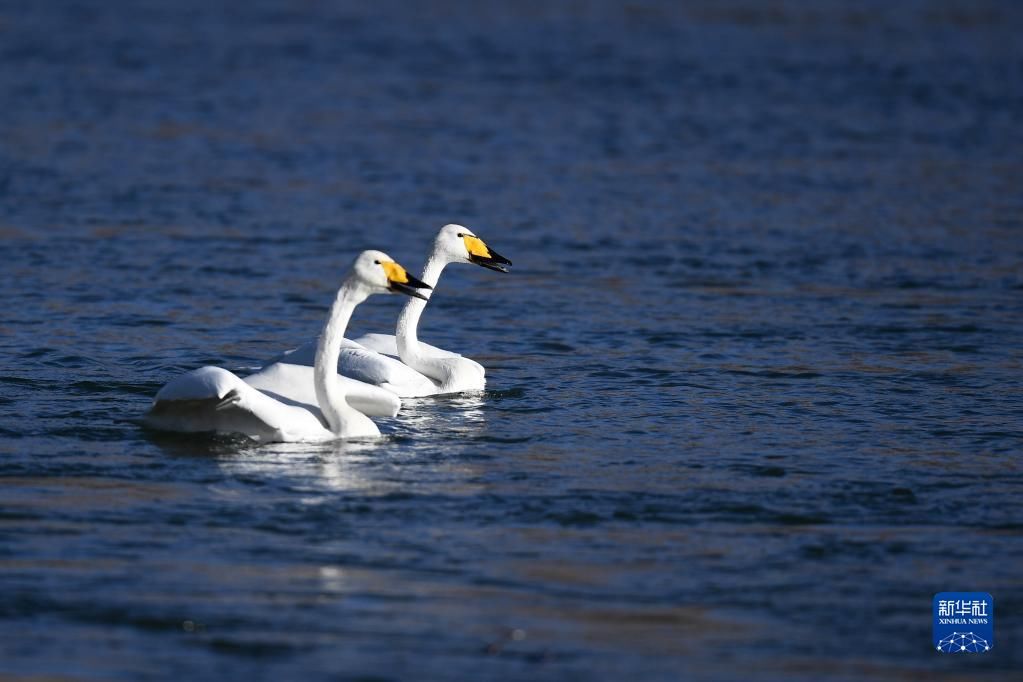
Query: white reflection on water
[[209, 391, 490, 494], [213, 439, 387, 496], [394, 391, 488, 439]]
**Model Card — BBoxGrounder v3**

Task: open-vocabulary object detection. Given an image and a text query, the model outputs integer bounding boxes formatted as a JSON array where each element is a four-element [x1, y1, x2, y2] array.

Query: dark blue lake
[[1, 0, 1022, 679]]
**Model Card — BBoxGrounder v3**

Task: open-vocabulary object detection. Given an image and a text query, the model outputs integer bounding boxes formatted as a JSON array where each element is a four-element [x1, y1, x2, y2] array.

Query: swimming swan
[[144, 251, 431, 442], [261, 224, 511, 397]]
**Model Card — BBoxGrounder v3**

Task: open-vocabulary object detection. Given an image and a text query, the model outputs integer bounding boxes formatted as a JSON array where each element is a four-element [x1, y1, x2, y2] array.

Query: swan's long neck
[[396, 253, 449, 382], [314, 279, 367, 434]]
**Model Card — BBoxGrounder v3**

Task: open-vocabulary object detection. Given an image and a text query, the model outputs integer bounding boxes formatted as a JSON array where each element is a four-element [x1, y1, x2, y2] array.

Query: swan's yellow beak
[[463, 235, 512, 273], [382, 261, 431, 300]]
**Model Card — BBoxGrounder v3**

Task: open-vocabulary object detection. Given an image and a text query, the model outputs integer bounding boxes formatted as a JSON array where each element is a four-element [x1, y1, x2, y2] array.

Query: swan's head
[[354, 250, 432, 300], [436, 224, 512, 273]]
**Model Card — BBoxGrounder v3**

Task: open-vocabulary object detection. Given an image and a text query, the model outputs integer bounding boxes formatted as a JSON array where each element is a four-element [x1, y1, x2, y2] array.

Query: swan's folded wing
[[255, 337, 442, 398], [350, 333, 399, 357], [146, 366, 331, 442], [261, 337, 367, 369], [339, 347, 438, 398], [352, 333, 462, 359], [150, 365, 225, 403], [244, 362, 401, 418]]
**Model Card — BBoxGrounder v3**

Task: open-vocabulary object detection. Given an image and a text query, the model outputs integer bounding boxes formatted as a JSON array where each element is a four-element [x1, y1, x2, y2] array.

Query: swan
[[259, 224, 511, 398], [144, 251, 431, 442]]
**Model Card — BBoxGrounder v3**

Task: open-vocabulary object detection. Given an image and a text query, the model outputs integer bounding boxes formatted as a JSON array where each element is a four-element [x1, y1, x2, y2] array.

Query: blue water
[[2, 1, 1022, 679]]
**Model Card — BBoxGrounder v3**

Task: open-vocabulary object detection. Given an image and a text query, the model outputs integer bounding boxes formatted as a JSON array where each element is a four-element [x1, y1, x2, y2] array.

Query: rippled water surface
[[2, 1, 1022, 679]]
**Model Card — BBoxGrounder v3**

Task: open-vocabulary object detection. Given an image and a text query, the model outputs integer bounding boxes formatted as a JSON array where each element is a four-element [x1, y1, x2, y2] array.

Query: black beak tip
[[470, 251, 512, 273], [405, 274, 432, 290], [388, 276, 432, 300]]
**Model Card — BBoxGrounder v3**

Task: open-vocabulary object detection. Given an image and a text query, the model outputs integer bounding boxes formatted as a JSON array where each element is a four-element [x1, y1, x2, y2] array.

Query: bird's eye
[[374, 259, 380, 264], [457, 233, 463, 238]]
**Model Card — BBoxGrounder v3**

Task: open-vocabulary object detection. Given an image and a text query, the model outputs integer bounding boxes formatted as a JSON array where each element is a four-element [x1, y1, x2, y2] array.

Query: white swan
[[260, 224, 511, 397], [144, 251, 431, 442]]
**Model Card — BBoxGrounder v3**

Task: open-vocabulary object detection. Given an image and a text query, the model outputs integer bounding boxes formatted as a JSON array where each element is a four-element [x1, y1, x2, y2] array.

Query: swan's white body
[[145, 365, 341, 442], [258, 225, 511, 398], [145, 251, 428, 442]]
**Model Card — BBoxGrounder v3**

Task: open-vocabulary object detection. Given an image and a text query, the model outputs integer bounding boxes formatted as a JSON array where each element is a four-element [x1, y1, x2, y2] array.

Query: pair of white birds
[[145, 225, 512, 443]]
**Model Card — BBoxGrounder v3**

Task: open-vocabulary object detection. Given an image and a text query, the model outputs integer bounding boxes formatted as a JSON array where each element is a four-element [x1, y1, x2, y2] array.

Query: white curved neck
[[396, 253, 450, 382], [314, 279, 368, 434]]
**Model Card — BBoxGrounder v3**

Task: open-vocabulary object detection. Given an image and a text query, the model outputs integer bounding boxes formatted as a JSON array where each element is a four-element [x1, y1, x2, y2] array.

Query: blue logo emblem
[[933, 592, 993, 653]]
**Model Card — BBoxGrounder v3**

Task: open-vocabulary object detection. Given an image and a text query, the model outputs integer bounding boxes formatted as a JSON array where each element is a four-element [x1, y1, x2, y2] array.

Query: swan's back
[[244, 362, 402, 417], [145, 366, 333, 442], [353, 333, 463, 360]]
